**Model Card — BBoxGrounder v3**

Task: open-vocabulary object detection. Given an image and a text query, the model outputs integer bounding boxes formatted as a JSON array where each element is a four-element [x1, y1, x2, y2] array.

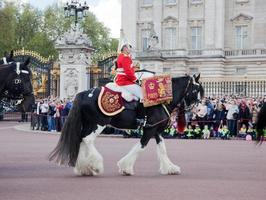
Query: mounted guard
[[49, 28, 204, 177]]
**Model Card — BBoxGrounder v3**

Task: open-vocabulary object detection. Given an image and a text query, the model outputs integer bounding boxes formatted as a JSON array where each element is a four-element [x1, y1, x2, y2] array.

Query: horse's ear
[[24, 57, 30, 66], [195, 73, 200, 83], [10, 50, 14, 58]]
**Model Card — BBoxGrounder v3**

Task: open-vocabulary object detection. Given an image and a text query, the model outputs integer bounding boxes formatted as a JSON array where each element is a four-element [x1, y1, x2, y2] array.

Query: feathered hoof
[[117, 160, 134, 176], [160, 164, 181, 175], [74, 165, 102, 176], [74, 141, 104, 176]]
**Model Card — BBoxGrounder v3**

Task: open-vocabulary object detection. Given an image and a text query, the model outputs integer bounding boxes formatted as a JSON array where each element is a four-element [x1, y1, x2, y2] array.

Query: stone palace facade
[[121, 0, 266, 97]]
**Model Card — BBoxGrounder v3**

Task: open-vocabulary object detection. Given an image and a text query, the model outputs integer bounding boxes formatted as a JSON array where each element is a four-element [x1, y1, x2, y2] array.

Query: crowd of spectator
[[126, 95, 266, 140], [30, 95, 266, 140], [31, 96, 73, 132]]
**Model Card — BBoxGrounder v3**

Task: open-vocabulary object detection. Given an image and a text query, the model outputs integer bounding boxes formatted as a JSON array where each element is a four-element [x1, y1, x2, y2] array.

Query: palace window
[[191, 27, 202, 49], [165, 0, 177, 5], [189, 67, 199, 75], [190, 0, 202, 4], [164, 27, 177, 49], [235, 25, 248, 49], [142, 0, 153, 5], [163, 67, 171, 73], [236, 0, 249, 4], [236, 67, 247, 75]]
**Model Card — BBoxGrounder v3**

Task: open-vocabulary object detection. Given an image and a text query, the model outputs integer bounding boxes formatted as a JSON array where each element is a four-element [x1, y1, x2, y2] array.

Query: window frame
[[164, 27, 177, 50], [190, 0, 203, 5], [236, 0, 249, 4], [164, 0, 177, 6], [190, 26, 202, 50], [235, 67, 247, 75], [235, 25, 249, 49], [142, 0, 153, 6]]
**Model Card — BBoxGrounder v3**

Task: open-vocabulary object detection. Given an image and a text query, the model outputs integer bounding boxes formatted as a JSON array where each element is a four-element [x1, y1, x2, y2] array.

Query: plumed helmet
[[118, 29, 132, 52]]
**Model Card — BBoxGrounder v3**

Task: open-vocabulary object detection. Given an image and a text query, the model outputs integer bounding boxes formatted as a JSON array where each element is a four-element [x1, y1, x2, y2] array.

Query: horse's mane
[[173, 75, 204, 98], [171, 75, 190, 84], [0, 64, 12, 70]]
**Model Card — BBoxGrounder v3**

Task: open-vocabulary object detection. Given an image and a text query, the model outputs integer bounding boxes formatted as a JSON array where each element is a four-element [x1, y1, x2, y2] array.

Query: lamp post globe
[[64, 0, 89, 26]]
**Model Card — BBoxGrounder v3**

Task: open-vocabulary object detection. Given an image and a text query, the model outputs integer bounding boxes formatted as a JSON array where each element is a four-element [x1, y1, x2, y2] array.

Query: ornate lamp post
[[57, 0, 94, 99], [64, 0, 89, 27]]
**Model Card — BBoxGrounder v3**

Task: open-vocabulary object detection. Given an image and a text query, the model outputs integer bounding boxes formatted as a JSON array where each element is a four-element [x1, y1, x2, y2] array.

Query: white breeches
[[120, 84, 143, 100]]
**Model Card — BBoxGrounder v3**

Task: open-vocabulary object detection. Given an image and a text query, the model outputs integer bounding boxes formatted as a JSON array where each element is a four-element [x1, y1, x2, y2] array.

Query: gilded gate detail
[[13, 49, 53, 98]]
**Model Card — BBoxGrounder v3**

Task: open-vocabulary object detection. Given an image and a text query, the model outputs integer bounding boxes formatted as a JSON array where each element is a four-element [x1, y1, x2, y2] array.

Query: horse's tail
[[256, 102, 266, 143], [49, 94, 83, 166]]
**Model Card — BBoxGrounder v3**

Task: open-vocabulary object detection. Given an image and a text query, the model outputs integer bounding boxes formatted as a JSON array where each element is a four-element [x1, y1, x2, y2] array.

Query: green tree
[[0, 1, 17, 55], [15, 4, 41, 49], [42, 5, 71, 42], [26, 32, 57, 58], [110, 38, 119, 52], [82, 12, 116, 54], [0, 2, 117, 60]]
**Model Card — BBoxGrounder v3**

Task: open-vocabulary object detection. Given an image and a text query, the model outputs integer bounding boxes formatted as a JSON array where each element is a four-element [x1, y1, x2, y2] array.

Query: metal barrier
[[202, 80, 266, 97], [0, 112, 31, 122]]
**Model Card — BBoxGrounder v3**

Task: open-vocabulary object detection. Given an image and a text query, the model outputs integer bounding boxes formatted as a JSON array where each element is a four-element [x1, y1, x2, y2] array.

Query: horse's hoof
[[160, 165, 181, 175], [74, 167, 82, 176], [74, 166, 94, 176], [117, 162, 134, 176], [121, 170, 133, 176], [169, 165, 181, 175]]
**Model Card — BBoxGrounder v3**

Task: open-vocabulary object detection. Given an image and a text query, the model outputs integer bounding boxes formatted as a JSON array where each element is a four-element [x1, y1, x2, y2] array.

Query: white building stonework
[[122, 0, 266, 96], [55, 25, 94, 99]]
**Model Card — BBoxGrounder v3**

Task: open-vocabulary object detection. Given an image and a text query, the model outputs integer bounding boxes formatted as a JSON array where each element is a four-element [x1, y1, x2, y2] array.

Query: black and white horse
[[0, 50, 14, 65], [0, 57, 35, 112], [256, 102, 266, 142], [49, 74, 204, 176]]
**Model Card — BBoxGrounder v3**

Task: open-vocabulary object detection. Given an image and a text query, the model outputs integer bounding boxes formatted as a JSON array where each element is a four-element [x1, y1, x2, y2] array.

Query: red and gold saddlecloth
[[142, 75, 173, 107], [98, 87, 125, 116]]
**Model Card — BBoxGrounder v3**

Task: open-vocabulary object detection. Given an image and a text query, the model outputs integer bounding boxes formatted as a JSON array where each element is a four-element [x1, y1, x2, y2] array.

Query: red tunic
[[115, 53, 137, 86]]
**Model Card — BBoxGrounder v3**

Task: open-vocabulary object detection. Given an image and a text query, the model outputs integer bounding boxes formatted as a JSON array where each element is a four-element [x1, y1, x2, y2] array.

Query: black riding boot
[[136, 103, 147, 127]]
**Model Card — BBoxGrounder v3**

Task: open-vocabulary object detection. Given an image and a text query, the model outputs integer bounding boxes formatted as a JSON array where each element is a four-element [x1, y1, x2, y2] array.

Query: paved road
[[0, 122, 266, 200]]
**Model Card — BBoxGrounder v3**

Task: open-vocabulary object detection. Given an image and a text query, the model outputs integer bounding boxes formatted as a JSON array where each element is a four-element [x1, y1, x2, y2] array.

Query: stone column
[[122, 0, 137, 48], [153, 0, 162, 49], [204, 0, 216, 48], [179, 0, 188, 49], [215, 0, 225, 49], [55, 25, 95, 99]]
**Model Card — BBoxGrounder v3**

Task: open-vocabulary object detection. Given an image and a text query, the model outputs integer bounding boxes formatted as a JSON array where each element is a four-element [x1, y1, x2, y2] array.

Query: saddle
[[98, 84, 138, 116], [105, 82, 139, 102]]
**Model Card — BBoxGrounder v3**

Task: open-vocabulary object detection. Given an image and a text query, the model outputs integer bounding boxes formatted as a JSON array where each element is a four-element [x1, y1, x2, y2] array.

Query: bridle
[[14, 62, 30, 75], [181, 76, 203, 111], [0, 62, 30, 74], [0, 62, 30, 100]]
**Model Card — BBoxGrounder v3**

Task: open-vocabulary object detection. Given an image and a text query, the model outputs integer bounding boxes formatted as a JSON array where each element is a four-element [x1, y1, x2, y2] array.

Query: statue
[[148, 23, 159, 50], [64, 69, 79, 98]]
